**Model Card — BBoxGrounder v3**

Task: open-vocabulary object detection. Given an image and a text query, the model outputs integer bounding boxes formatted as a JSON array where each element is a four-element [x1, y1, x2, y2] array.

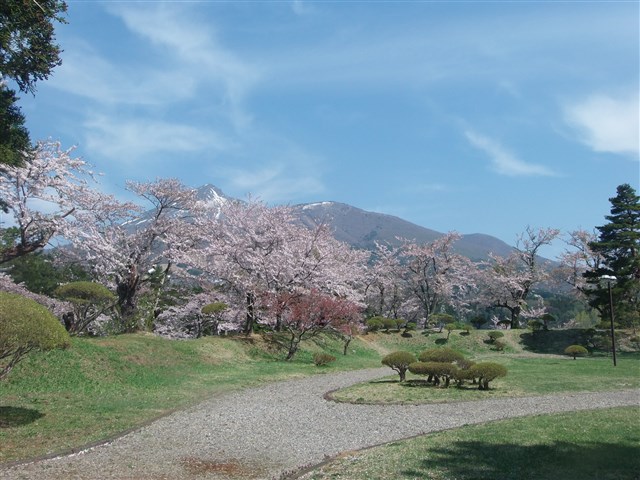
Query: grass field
[[1, 328, 638, 470], [0, 332, 379, 463], [298, 406, 640, 480]]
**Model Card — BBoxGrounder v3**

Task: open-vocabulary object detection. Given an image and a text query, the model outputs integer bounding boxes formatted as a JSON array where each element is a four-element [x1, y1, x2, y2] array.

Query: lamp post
[[601, 275, 617, 367]]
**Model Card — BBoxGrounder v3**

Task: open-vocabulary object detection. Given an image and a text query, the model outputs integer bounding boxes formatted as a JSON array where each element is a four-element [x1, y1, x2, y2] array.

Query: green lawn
[[0, 333, 380, 463], [298, 406, 640, 480], [331, 353, 640, 404]]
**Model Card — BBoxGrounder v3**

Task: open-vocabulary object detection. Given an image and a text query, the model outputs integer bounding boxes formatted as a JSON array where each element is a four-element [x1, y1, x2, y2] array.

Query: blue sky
[[17, 0, 639, 259]]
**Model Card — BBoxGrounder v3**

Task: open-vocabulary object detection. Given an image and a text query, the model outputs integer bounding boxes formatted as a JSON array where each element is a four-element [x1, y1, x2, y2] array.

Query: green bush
[[0, 291, 70, 380], [418, 347, 465, 364], [428, 313, 455, 331], [468, 362, 508, 390], [409, 361, 459, 388], [366, 317, 384, 332], [313, 352, 336, 366], [382, 317, 399, 332], [487, 331, 505, 342], [493, 339, 506, 351], [564, 345, 589, 360], [381, 351, 417, 382], [54, 281, 116, 335]]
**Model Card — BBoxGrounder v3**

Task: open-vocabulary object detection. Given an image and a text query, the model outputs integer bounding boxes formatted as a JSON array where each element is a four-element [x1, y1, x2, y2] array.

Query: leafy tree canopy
[[0, 0, 67, 94], [586, 184, 640, 327]]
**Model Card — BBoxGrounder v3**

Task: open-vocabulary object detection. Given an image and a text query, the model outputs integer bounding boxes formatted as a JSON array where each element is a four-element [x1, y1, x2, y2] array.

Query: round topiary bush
[[468, 362, 508, 390], [418, 347, 465, 364], [381, 351, 417, 382], [564, 345, 589, 360], [409, 361, 459, 387], [313, 352, 336, 366], [366, 317, 384, 332], [487, 331, 505, 343], [0, 291, 71, 380], [54, 281, 116, 335]]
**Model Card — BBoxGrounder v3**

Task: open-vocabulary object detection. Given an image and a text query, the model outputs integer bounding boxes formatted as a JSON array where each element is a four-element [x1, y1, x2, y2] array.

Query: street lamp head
[[601, 274, 617, 281]]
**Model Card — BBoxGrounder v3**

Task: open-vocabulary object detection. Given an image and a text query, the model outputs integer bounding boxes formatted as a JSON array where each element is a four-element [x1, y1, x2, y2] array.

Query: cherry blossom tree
[[364, 242, 410, 319], [69, 178, 206, 331], [399, 232, 477, 327], [265, 289, 362, 360], [0, 140, 114, 264], [480, 226, 560, 329], [556, 229, 605, 307], [194, 199, 367, 334]]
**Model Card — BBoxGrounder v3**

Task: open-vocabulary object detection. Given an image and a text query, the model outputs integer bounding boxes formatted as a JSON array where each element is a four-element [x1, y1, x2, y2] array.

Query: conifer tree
[[585, 184, 640, 327]]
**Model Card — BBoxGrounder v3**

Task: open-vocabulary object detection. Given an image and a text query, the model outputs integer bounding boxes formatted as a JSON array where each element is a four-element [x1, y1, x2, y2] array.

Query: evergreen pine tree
[[585, 184, 640, 328]]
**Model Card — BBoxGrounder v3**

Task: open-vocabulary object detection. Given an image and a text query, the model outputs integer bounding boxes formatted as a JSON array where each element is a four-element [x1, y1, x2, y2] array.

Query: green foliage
[[487, 331, 505, 342], [381, 350, 417, 382], [418, 347, 465, 364], [468, 362, 508, 390], [0, 291, 70, 380], [564, 345, 589, 360], [409, 361, 459, 387], [201, 302, 228, 315], [4, 251, 90, 295], [382, 317, 400, 332], [313, 352, 336, 366], [366, 317, 384, 332], [429, 313, 455, 330], [55, 281, 115, 304], [0, 85, 30, 167], [493, 339, 506, 351], [0, 0, 68, 95], [585, 184, 640, 328]]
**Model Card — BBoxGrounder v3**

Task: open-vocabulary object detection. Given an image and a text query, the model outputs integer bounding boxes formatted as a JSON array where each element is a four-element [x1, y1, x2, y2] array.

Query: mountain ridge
[[196, 184, 514, 260]]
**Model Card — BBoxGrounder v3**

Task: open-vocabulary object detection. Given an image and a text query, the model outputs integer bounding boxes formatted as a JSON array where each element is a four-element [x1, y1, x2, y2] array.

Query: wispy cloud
[[465, 130, 557, 177], [108, 4, 260, 130], [217, 142, 326, 203], [84, 115, 230, 162], [563, 90, 639, 158]]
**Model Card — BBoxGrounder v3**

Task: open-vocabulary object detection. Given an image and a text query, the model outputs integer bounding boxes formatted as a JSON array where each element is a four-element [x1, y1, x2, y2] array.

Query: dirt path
[[1, 368, 638, 480]]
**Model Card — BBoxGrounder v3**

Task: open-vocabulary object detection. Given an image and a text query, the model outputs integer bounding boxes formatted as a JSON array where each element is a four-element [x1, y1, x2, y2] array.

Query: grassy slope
[[1, 328, 637, 465], [0, 332, 380, 464]]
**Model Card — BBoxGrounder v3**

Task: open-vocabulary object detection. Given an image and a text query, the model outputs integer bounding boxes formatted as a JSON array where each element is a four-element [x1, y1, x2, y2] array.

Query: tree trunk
[[244, 292, 256, 335], [343, 337, 352, 356]]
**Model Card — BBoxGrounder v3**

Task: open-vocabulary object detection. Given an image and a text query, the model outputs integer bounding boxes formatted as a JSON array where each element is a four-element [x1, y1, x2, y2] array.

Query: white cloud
[[47, 39, 197, 106], [84, 115, 230, 162], [107, 4, 260, 130], [465, 130, 557, 177], [563, 91, 639, 158]]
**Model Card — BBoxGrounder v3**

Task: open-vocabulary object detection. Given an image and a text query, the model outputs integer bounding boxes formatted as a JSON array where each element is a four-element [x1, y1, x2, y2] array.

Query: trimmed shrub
[[418, 347, 465, 364], [564, 345, 589, 360], [366, 317, 384, 332], [313, 352, 336, 366], [428, 313, 455, 332], [487, 331, 504, 343], [493, 339, 506, 351], [382, 317, 399, 332], [468, 362, 508, 390], [0, 292, 70, 380], [54, 281, 116, 335], [409, 361, 459, 388], [381, 351, 417, 382]]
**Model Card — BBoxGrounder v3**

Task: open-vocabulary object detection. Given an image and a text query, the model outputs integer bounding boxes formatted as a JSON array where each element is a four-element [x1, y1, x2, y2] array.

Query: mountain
[[192, 185, 514, 261], [291, 201, 514, 260]]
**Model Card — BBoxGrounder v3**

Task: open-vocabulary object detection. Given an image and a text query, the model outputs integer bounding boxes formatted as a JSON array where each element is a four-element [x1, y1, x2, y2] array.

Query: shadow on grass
[[402, 440, 639, 480], [0, 406, 44, 428], [435, 338, 448, 345], [519, 329, 585, 354]]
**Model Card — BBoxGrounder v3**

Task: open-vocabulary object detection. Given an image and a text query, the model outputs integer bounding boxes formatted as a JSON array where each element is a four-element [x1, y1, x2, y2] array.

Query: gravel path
[[1, 368, 638, 480]]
